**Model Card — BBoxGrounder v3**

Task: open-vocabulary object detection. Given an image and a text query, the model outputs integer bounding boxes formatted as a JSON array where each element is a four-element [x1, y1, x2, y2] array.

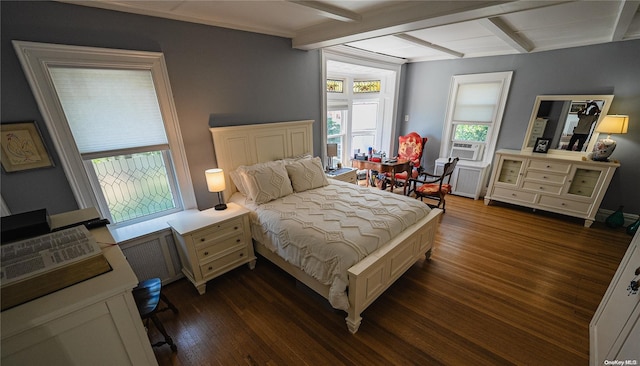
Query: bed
[[210, 120, 442, 333]]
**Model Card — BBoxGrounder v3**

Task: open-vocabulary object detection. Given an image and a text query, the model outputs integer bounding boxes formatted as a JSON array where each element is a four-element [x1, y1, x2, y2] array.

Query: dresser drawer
[[492, 187, 536, 203], [538, 196, 591, 214], [522, 181, 563, 195], [193, 217, 244, 245], [524, 171, 567, 184], [196, 233, 245, 262], [527, 160, 571, 174], [200, 247, 249, 277]]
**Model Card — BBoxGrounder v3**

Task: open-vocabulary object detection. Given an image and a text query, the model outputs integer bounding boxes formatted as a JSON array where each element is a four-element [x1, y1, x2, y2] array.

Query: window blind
[[49, 67, 168, 154], [453, 82, 501, 122]]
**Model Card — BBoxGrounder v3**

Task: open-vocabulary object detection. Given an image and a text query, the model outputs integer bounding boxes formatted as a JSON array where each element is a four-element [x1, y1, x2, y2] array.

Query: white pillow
[[229, 170, 248, 196], [238, 160, 293, 204], [285, 156, 329, 192]]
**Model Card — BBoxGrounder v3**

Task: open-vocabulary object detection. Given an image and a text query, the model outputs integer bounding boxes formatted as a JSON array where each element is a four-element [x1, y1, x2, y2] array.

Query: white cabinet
[[435, 158, 491, 200], [326, 167, 357, 184], [1, 210, 157, 366], [167, 203, 256, 295], [484, 149, 619, 227], [590, 230, 640, 365]]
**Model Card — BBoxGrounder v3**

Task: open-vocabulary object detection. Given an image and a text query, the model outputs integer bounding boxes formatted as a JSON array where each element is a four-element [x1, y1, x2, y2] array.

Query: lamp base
[[590, 137, 617, 161], [214, 203, 227, 211]]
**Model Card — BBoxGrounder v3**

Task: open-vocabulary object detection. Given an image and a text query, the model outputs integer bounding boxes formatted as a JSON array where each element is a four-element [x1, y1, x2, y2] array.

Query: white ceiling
[[62, 0, 640, 63]]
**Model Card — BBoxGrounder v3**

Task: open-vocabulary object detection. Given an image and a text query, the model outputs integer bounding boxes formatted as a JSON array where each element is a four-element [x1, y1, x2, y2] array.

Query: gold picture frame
[[1, 121, 54, 173]]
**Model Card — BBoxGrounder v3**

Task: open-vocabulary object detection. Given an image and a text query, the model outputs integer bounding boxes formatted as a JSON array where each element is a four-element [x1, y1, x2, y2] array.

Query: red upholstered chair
[[407, 157, 459, 212], [385, 132, 427, 191]]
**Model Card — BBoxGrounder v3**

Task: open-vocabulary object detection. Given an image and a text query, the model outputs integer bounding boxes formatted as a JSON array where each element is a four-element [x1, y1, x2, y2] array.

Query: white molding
[[1, 195, 10, 217], [12, 41, 196, 220], [440, 71, 514, 165]]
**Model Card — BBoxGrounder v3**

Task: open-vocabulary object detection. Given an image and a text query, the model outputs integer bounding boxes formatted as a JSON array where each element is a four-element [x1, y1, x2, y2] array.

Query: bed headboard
[[209, 120, 314, 200]]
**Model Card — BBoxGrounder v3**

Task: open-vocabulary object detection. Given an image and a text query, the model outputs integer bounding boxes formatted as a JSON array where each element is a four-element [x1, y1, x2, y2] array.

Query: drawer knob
[[546, 165, 551, 168], [208, 266, 213, 270], [200, 238, 205, 242], [539, 186, 544, 190], [204, 251, 209, 255], [234, 226, 239, 230], [561, 203, 566, 206], [236, 239, 241, 243], [239, 253, 244, 257]]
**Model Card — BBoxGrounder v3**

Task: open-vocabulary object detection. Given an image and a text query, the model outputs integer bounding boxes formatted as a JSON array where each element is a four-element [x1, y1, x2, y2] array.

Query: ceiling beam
[[611, 0, 640, 41], [288, 1, 362, 22], [292, 1, 571, 50], [394, 34, 464, 58], [478, 17, 533, 53]]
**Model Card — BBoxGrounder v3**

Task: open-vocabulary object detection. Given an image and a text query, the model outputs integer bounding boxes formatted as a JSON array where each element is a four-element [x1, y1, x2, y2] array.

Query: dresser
[[1, 209, 157, 366], [484, 149, 619, 227], [167, 203, 256, 295]]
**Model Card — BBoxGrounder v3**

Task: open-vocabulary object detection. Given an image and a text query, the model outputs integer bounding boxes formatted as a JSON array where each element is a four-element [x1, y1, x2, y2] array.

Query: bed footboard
[[345, 207, 442, 333]]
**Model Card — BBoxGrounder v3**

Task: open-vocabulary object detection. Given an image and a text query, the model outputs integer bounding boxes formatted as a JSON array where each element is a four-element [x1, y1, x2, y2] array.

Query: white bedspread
[[230, 179, 431, 310]]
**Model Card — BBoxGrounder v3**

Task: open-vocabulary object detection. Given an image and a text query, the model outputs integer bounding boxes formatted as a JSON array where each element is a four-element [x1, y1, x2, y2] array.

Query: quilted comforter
[[230, 179, 431, 310]]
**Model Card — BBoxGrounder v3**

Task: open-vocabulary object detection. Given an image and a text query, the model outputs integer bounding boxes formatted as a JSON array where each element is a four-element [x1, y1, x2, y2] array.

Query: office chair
[[132, 278, 178, 352]]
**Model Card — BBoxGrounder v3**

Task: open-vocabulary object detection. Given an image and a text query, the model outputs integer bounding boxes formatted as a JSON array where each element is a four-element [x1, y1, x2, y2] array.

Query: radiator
[[120, 229, 183, 285]]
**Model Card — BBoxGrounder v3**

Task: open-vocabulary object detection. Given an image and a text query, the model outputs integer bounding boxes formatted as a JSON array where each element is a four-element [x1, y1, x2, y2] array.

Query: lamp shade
[[205, 168, 226, 192], [595, 115, 629, 134], [327, 143, 338, 157]]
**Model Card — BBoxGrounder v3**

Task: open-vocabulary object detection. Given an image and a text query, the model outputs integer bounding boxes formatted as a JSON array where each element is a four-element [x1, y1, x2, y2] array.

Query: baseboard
[[596, 208, 639, 227]]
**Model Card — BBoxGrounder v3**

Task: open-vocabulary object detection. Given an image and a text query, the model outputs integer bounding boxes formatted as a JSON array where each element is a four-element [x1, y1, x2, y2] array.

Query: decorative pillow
[[229, 170, 248, 196], [238, 160, 293, 204], [285, 156, 329, 192]]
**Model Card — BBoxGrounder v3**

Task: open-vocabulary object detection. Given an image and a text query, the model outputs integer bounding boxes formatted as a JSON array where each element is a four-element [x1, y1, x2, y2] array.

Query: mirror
[[522, 95, 614, 154]]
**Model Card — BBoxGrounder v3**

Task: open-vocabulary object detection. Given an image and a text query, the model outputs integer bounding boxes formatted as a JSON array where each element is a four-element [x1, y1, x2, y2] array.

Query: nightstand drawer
[[193, 217, 244, 244], [197, 233, 245, 262], [200, 247, 249, 277]]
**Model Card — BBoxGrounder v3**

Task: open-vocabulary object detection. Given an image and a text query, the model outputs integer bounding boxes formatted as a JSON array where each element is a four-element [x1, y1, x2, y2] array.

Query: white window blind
[[453, 82, 501, 122], [49, 67, 168, 154]]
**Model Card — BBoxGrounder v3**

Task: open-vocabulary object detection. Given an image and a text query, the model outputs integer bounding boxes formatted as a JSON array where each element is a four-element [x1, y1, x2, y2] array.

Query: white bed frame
[[210, 120, 442, 333]]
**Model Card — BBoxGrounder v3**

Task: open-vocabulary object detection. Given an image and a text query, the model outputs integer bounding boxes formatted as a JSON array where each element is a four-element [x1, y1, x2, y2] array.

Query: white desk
[[1, 209, 158, 365]]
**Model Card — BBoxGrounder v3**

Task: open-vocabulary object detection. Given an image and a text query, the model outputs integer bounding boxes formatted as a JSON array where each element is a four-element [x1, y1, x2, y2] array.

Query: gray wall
[[1, 1, 321, 213], [2, 1, 638, 217], [403, 40, 640, 214]]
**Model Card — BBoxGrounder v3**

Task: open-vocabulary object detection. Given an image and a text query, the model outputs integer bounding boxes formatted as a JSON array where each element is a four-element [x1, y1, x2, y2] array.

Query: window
[[13, 41, 196, 226], [323, 49, 403, 166], [441, 72, 513, 163]]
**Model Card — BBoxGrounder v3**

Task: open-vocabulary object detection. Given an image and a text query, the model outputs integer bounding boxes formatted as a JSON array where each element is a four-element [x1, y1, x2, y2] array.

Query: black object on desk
[[1, 209, 51, 244]]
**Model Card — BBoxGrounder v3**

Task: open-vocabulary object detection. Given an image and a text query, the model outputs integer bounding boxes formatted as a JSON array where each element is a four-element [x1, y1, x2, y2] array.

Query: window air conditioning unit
[[450, 142, 484, 161]]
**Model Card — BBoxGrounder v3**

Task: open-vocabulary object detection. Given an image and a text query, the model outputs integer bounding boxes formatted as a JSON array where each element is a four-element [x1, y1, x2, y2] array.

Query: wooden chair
[[385, 132, 427, 192], [132, 278, 179, 352], [406, 157, 459, 212]]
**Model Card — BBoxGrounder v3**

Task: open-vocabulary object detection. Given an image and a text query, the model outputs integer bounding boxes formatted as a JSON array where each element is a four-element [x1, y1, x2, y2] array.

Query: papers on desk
[[1, 226, 111, 311], [1, 226, 101, 285]]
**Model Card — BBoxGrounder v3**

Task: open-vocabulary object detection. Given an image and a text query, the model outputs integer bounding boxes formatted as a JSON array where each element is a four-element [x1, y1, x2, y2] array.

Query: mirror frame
[[521, 94, 614, 156]]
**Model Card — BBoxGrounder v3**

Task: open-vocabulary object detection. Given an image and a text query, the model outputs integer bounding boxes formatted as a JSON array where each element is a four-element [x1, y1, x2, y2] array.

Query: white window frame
[[12, 41, 196, 223], [322, 46, 404, 165], [440, 71, 513, 164]]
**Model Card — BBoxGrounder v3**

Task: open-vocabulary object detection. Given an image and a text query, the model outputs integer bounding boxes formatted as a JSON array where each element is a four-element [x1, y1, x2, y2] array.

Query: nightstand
[[326, 167, 357, 184], [167, 203, 256, 294]]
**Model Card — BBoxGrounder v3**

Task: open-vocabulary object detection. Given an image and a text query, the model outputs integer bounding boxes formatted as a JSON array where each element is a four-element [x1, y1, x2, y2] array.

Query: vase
[[627, 218, 640, 236], [606, 206, 625, 228]]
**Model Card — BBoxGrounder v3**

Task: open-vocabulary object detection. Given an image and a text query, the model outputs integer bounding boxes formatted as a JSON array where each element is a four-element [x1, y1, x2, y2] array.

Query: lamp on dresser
[[591, 115, 629, 161], [205, 168, 227, 210]]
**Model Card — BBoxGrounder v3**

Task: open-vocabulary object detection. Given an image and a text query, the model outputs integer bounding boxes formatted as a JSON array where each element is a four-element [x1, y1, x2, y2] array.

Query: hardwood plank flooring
[[150, 195, 631, 365]]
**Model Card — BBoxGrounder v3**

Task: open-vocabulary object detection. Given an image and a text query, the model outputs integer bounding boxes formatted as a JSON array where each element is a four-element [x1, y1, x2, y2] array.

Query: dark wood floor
[[150, 194, 631, 366]]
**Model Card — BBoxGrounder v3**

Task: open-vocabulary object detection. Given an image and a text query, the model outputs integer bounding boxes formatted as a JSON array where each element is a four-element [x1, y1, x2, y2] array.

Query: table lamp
[[591, 115, 629, 161], [327, 143, 338, 170], [205, 168, 227, 210]]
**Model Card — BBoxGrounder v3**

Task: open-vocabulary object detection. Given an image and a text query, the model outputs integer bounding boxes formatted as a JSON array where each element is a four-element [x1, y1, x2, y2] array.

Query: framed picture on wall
[[570, 102, 587, 113], [534, 138, 552, 153], [0, 121, 54, 173]]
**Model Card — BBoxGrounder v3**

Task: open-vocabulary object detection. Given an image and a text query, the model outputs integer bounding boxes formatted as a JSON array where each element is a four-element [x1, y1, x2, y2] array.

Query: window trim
[[12, 41, 196, 221], [440, 71, 513, 164]]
